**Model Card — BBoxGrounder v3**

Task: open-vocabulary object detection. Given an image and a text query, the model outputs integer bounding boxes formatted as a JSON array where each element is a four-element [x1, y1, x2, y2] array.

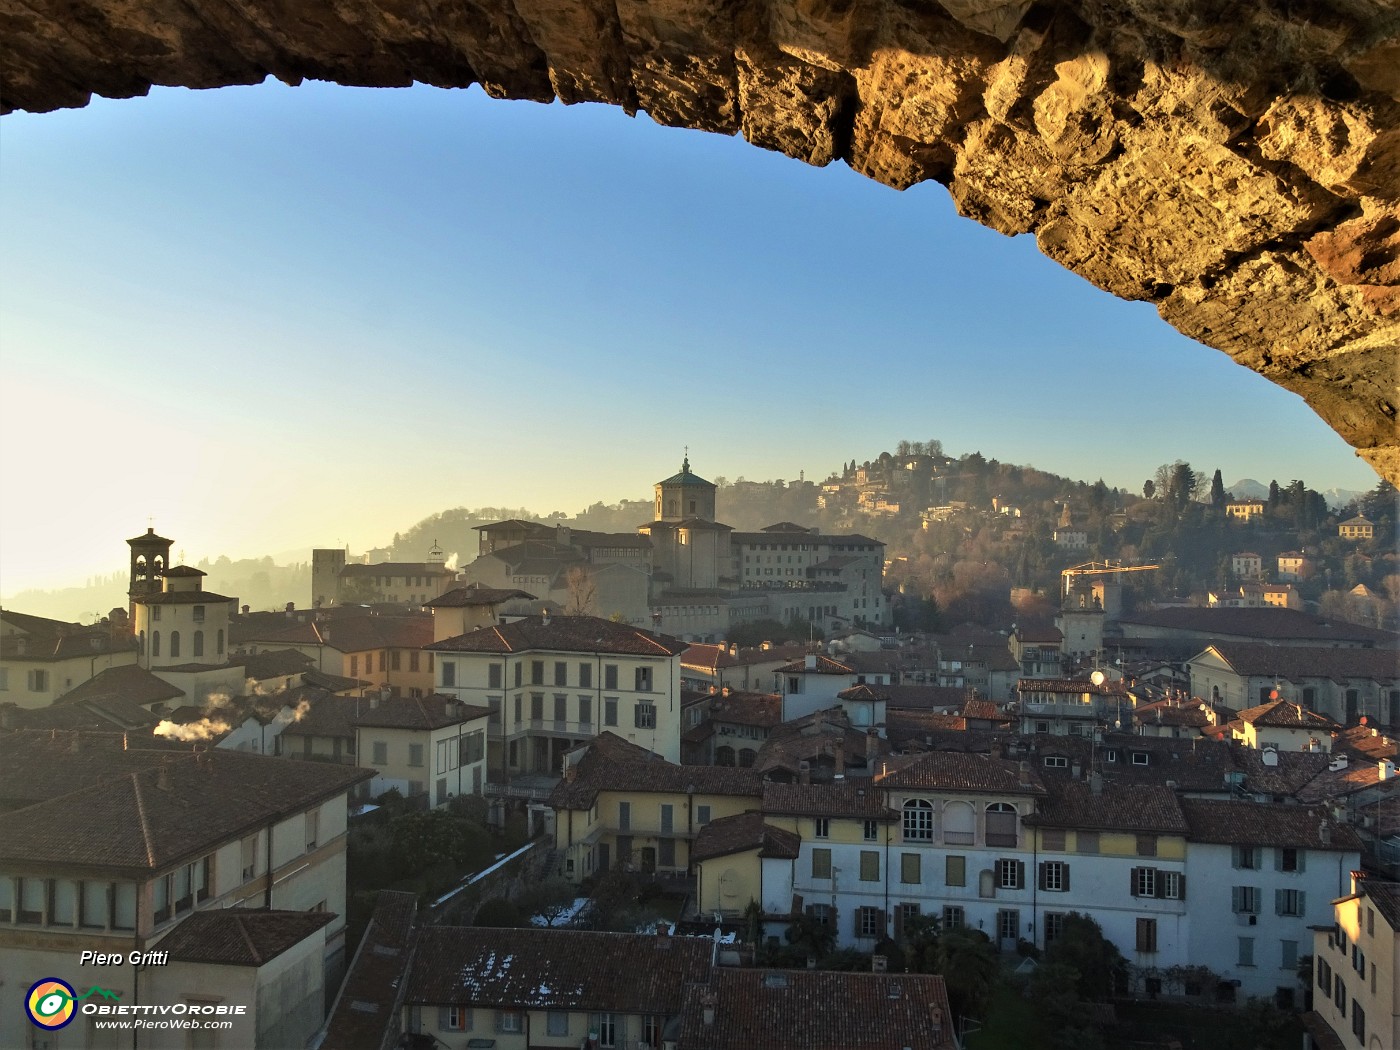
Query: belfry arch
[[3, 0, 1396, 479]]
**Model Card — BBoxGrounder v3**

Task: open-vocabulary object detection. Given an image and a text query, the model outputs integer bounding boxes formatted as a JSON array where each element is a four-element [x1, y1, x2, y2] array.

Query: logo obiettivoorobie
[[25, 978, 77, 1029]]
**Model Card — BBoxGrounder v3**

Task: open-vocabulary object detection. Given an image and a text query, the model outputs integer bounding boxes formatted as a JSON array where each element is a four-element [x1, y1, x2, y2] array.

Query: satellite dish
[[1090, 670, 1106, 686]]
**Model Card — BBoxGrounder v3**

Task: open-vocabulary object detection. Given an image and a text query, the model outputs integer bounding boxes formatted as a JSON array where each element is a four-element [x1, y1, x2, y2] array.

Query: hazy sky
[[0, 80, 1379, 598]]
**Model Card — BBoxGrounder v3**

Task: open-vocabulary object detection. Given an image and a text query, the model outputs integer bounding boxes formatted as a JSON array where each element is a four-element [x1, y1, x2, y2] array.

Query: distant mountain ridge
[[1231, 478, 1363, 509]]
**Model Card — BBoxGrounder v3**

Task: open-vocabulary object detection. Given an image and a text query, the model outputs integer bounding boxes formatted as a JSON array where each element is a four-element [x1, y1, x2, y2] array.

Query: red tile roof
[[693, 812, 801, 861], [406, 928, 712, 1012], [1025, 781, 1188, 834], [1237, 699, 1341, 730], [352, 695, 491, 731], [157, 909, 334, 966], [1203, 642, 1399, 682], [321, 890, 417, 1050], [875, 751, 1047, 795], [1179, 797, 1361, 851], [429, 614, 686, 657], [761, 780, 894, 820], [426, 585, 536, 608]]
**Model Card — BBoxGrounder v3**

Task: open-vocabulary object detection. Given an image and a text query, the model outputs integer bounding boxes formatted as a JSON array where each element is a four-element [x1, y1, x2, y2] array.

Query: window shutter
[[1231, 845, 1241, 868], [1038, 862, 1048, 890], [1275, 889, 1285, 916], [880, 909, 888, 935], [1232, 886, 1242, 912], [1015, 860, 1025, 889], [1155, 869, 1166, 899], [1062, 864, 1070, 892], [1130, 867, 1141, 896], [1298, 851, 1307, 873], [438, 1007, 450, 1030], [1299, 890, 1306, 913], [1177, 874, 1186, 900], [1274, 849, 1284, 872]]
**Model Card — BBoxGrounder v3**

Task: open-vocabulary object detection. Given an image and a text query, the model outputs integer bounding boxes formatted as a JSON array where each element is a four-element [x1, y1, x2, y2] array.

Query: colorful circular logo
[[26, 978, 77, 1029]]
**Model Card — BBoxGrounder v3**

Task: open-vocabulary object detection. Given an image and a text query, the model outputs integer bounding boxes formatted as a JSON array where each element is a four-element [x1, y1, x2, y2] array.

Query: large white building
[[429, 613, 688, 774]]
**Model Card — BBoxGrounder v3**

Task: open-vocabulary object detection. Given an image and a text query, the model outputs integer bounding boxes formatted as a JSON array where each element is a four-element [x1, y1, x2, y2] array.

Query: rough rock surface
[[3, 0, 1397, 478]]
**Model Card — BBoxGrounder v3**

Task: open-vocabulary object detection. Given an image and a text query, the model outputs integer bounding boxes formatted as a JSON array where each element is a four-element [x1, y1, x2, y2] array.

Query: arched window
[[714, 745, 735, 767], [152, 631, 161, 657], [902, 798, 934, 841], [738, 748, 757, 768], [216, 629, 225, 656], [943, 801, 974, 845], [193, 631, 204, 658], [169, 631, 180, 659], [986, 802, 1019, 847]]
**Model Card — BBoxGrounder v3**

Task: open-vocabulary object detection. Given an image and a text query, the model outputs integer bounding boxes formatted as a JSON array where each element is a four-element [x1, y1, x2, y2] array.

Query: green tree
[[1209, 468, 1226, 508], [785, 912, 837, 960], [1142, 479, 1155, 500], [933, 927, 998, 1022], [474, 897, 525, 927], [1043, 913, 1125, 1002], [518, 877, 578, 927]]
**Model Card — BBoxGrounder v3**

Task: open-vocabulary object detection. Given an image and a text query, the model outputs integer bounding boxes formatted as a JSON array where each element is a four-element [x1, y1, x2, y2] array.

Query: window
[[1275, 889, 1306, 917], [579, 663, 592, 687], [660, 804, 673, 833], [391, 650, 402, 671], [1233, 886, 1261, 914], [513, 662, 523, 687], [440, 1006, 471, 1031], [1233, 845, 1262, 869], [857, 905, 884, 938], [997, 909, 1019, 941], [1132, 868, 1157, 898], [635, 667, 653, 691], [554, 694, 567, 724], [604, 698, 617, 726], [863, 819, 879, 841], [812, 848, 832, 880], [1041, 828, 1066, 851], [27, 669, 49, 692], [1352, 1002, 1366, 1042], [1281, 939, 1298, 970], [902, 798, 934, 841], [305, 809, 319, 851], [813, 818, 830, 839], [152, 605, 162, 621], [901, 853, 921, 884], [192, 630, 204, 657], [996, 858, 1024, 889], [497, 1010, 524, 1034], [530, 660, 544, 685], [1334, 973, 1346, 1012], [1367, 906, 1375, 937], [1039, 861, 1069, 892], [1131, 752, 1150, 766], [442, 661, 456, 687], [547, 1012, 568, 1036], [806, 903, 833, 928], [604, 664, 618, 690], [1277, 847, 1304, 873], [896, 902, 921, 938], [578, 696, 591, 726], [634, 702, 656, 729], [1045, 912, 1066, 944], [859, 850, 879, 882], [1318, 957, 1331, 992], [1043, 755, 1068, 768], [372, 741, 388, 765], [1238, 936, 1255, 967], [1161, 871, 1186, 900], [408, 744, 424, 768], [1137, 917, 1158, 953], [554, 662, 568, 686], [531, 694, 544, 721], [696, 805, 711, 825], [943, 801, 974, 845], [986, 803, 1018, 847], [487, 663, 502, 688], [946, 855, 966, 887], [618, 802, 630, 831], [1135, 834, 1158, 857], [1352, 944, 1365, 976]]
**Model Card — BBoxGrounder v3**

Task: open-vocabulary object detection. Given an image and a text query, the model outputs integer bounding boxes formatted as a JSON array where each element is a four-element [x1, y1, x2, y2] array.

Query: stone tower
[[654, 455, 717, 522], [127, 527, 173, 618]]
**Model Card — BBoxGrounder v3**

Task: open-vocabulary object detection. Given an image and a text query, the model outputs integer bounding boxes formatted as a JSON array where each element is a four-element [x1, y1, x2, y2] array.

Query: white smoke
[[154, 718, 231, 742]]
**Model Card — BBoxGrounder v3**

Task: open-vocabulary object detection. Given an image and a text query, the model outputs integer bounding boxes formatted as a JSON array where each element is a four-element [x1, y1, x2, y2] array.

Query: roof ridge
[[131, 770, 158, 868], [234, 913, 262, 964], [492, 625, 510, 651]]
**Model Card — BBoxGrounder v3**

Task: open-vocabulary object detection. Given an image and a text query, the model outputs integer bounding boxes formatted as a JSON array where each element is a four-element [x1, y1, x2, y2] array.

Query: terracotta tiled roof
[[1203, 643, 1400, 683], [1360, 879, 1400, 932], [405, 928, 711, 1013], [774, 655, 854, 675], [318, 615, 434, 653], [53, 664, 186, 708], [429, 614, 686, 657], [962, 699, 1003, 721], [352, 695, 492, 731], [1121, 607, 1396, 645], [709, 692, 783, 729], [1025, 781, 1188, 834], [693, 812, 801, 861], [156, 909, 335, 966], [1017, 677, 1129, 696], [279, 693, 359, 740], [882, 685, 971, 711], [134, 590, 235, 606], [339, 562, 455, 577], [1133, 699, 1215, 728], [875, 751, 1047, 795], [0, 742, 373, 873], [1179, 798, 1361, 851], [426, 585, 536, 608], [761, 781, 894, 820], [549, 733, 765, 810], [161, 565, 206, 578], [1237, 699, 1341, 730], [675, 970, 955, 1050], [240, 648, 315, 681], [837, 684, 890, 702], [1336, 725, 1399, 760], [321, 890, 417, 1050], [885, 711, 969, 745], [0, 625, 137, 662]]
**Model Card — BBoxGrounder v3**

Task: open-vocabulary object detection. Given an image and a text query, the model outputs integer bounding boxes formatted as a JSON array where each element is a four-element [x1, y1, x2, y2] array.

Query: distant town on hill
[[5, 443, 1396, 630]]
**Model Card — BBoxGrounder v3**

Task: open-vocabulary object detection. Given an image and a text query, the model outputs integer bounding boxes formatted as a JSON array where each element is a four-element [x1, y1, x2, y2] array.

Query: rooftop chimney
[[701, 991, 717, 1027], [285, 602, 295, 618], [1018, 759, 1032, 786], [157, 763, 171, 791], [804, 653, 817, 670], [871, 955, 888, 973], [1319, 821, 1332, 845]]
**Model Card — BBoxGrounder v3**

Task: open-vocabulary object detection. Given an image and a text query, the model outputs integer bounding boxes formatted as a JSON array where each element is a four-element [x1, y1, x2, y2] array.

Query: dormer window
[[1131, 752, 1150, 767]]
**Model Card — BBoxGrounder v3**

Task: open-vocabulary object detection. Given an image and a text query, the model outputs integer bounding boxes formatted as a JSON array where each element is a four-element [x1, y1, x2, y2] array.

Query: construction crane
[[1060, 560, 1160, 599]]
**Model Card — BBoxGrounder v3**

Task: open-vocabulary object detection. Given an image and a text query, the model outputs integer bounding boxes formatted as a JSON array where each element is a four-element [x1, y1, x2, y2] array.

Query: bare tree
[[565, 566, 597, 616]]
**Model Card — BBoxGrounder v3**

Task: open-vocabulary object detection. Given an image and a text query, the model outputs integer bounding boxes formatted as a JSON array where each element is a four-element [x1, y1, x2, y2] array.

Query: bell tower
[[128, 526, 173, 618], [653, 452, 717, 522]]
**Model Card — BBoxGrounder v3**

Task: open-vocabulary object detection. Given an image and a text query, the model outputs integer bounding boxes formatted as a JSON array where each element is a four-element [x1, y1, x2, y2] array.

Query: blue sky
[[0, 80, 1378, 596]]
